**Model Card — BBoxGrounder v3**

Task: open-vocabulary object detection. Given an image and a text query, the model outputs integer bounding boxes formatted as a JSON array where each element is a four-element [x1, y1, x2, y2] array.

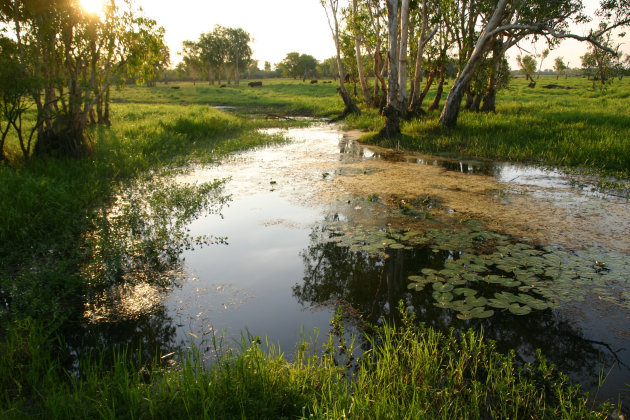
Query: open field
[[1, 77, 628, 417]]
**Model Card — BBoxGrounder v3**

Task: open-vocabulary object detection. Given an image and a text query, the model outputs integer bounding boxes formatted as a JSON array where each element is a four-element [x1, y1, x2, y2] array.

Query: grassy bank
[[2, 310, 613, 419], [350, 76, 630, 181], [110, 77, 630, 179]]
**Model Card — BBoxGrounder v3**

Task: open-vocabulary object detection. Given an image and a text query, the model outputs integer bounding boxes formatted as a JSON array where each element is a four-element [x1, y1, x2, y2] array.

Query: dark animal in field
[[248, 81, 263, 87], [323, 81, 332, 84], [527, 82, 536, 88], [310, 80, 318, 84], [542, 84, 573, 89], [220, 84, 227, 88], [171, 86, 180, 90]]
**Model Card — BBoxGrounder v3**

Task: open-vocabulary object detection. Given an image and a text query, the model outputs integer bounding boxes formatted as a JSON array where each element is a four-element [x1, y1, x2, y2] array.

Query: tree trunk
[[481, 38, 504, 113], [379, 0, 402, 138], [353, 0, 371, 104], [439, 0, 509, 128], [427, 71, 445, 111], [471, 94, 482, 112], [324, 0, 360, 120], [397, 0, 410, 108], [418, 69, 434, 104]]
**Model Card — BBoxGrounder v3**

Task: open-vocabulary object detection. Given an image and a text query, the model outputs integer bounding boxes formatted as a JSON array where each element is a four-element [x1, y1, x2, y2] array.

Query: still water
[[82, 124, 630, 405]]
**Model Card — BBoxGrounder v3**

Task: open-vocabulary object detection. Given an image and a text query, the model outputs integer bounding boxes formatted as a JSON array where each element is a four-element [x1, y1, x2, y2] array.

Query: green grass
[[351, 76, 630, 180], [1, 309, 613, 419], [110, 79, 344, 117]]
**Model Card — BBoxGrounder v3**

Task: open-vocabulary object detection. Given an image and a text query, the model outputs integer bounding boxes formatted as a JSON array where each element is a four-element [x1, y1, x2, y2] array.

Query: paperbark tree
[[378, 0, 402, 138], [408, 0, 440, 114], [321, 0, 361, 120], [438, 0, 628, 128], [351, 0, 371, 103]]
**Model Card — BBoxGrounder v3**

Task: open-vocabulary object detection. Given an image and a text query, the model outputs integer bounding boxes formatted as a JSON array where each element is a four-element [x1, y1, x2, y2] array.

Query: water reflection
[[295, 224, 628, 401]]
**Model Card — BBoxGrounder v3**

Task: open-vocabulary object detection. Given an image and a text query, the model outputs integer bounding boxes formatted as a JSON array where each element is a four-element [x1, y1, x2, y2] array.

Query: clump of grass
[[0, 308, 614, 419]]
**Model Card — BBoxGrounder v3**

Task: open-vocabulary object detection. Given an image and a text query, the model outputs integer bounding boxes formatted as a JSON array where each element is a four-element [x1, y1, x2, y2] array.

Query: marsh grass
[[349, 76, 630, 180], [1, 307, 613, 419], [110, 79, 344, 117]]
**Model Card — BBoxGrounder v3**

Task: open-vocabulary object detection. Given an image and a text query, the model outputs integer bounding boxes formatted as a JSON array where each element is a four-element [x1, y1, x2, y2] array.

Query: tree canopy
[[0, 0, 168, 159]]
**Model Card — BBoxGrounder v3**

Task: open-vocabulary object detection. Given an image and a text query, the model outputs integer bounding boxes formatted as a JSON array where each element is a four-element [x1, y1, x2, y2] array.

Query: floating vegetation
[[317, 217, 630, 320]]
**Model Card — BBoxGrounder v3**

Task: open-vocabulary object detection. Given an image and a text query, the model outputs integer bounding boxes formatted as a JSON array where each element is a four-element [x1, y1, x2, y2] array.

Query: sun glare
[[80, 0, 104, 15]]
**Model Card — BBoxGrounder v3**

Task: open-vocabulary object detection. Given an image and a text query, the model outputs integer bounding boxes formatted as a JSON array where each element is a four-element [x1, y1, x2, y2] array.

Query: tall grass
[[1, 308, 613, 419]]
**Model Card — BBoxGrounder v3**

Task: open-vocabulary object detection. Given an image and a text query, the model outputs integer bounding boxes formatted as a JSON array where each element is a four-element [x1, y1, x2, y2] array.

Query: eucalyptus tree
[[348, 0, 388, 107], [439, 0, 630, 128], [517, 54, 537, 80], [0, 0, 168, 158], [225, 27, 252, 85], [321, 0, 361, 119], [180, 40, 204, 84], [0, 36, 36, 161], [554, 56, 568, 79], [278, 52, 318, 80], [347, 0, 372, 103], [408, 0, 440, 114], [199, 27, 229, 85]]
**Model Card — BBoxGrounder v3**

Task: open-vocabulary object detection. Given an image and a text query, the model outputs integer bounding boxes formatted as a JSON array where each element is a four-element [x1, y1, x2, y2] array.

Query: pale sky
[[93, 0, 628, 71]]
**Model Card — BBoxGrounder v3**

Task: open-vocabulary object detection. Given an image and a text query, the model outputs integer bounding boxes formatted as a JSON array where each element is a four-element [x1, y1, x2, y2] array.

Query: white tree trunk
[[353, 0, 371, 103], [397, 0, 410, 105]]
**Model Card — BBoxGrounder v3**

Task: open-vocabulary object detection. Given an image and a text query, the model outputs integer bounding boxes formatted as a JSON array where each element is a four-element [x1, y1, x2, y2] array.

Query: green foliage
[[277, 52, 319, 80], [0, 311, 613, 419], [181, 25, 253, 85]]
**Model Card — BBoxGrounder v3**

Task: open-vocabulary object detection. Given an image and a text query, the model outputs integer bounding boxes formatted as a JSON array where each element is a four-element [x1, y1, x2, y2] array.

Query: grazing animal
[[310, 80, 318, 84], [220, 84, 227, 88], [248, 81, 263, 87]]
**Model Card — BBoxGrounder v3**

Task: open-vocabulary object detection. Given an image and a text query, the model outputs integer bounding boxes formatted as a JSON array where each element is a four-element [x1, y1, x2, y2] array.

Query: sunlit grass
[[1, 309, 613, 418], [350, 76, 630, 179]]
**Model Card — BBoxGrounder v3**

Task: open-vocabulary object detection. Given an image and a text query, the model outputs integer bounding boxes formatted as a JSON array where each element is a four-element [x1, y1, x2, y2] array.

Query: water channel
[[80, 123, 630, 406]]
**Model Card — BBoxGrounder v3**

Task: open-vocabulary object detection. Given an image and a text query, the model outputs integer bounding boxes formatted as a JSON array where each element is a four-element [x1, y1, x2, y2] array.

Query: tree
[[554, 57, 568, 79], [180, 40, 204, 84], [0, 36, 39, 161], [225, 27, 252, 85], [437, 0, 628, 128], [347, 0, 372, 103], [0, 0, 168, 158], [517, 55, 537, 80], [321, 0, 360, 119], [278, 52, 318, 80]]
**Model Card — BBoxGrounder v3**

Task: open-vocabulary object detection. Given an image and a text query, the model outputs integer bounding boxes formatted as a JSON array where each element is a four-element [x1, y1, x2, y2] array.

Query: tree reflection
[[295, 224, 623, 392]]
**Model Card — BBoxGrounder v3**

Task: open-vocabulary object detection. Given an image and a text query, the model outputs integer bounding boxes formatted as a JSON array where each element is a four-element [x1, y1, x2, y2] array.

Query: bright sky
[[84, 0, 628, 70], [135, 0, 337, 68]]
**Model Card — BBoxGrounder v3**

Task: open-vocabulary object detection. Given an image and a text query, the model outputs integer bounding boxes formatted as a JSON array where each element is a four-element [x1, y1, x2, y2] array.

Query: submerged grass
[[1, 308, 613, 419]]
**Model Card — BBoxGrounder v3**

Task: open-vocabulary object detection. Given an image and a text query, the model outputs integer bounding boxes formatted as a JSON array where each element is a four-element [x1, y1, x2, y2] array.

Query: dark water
[[78, 124, 630, 406]]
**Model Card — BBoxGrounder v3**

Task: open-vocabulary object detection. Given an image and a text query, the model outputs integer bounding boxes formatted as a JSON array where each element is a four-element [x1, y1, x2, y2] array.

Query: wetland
[[83, 123, 630, 405]]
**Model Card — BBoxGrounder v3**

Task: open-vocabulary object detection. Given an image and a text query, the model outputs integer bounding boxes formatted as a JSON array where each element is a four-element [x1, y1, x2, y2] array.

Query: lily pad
[[432, 291, 454, 303], [453, 288, 477, 297], [508, 303, 532, 316], [432, 282, 454, 293]]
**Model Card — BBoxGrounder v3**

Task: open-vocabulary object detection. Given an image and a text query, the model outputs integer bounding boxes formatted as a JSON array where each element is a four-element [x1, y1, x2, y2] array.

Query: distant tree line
[[179, 26, 252, 85], [0, 0, 168, 160]]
